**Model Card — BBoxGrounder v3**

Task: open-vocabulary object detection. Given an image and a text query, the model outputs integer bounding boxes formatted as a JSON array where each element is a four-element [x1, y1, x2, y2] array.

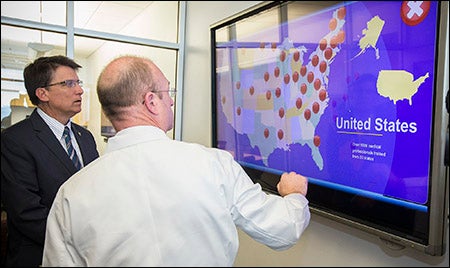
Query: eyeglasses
[[44, 79, 83, 88], [152, 88, 177, 98]]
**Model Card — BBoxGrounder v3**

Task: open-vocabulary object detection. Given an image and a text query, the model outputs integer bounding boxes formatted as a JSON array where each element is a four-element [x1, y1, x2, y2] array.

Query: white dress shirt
[[42, 125, 310, 266], [36, 107, 84, 166]]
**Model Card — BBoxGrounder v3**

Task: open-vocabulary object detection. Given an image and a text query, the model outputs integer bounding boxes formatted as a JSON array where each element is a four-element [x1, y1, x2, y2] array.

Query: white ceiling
[[1, 1, 154, 70]]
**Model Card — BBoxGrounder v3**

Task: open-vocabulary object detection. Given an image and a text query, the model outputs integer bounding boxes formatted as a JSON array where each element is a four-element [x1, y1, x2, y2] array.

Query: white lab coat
[[42, 126, 310, 267]]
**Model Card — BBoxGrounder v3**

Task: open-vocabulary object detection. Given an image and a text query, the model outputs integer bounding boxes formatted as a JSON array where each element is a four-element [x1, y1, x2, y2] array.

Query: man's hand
[[277, 171, 308, 197]]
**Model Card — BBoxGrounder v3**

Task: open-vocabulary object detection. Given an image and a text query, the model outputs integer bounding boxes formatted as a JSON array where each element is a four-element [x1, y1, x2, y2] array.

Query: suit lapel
[[29, 110, 77, 172]]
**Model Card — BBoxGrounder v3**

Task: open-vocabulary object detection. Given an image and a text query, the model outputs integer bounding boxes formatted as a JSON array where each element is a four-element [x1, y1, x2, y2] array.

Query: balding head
[[97, 56, 157, 121], [96, 55, 174, 133]]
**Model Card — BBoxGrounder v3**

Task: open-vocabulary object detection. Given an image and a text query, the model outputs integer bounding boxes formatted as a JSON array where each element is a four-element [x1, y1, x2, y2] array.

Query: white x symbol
[[407, 1, 424, 19]]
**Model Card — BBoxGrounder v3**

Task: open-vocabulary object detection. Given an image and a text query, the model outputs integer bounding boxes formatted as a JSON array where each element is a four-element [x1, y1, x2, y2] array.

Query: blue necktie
[[63, 126, 82, 170]]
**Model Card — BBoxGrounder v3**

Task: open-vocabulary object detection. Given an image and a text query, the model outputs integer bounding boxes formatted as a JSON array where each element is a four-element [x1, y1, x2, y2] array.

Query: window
[[1, 1, 185, 153]]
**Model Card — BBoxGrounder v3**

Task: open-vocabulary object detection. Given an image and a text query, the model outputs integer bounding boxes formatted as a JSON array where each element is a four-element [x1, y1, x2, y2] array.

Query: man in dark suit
[[1, 55, 99, 267]]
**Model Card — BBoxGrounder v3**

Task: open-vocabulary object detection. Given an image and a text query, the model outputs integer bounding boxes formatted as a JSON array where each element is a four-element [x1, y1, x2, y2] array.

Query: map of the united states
[[218, 4, 428, 171]]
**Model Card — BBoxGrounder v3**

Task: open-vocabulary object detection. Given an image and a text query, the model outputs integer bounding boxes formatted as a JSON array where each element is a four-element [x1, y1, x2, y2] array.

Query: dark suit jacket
[[1, 109, 99, 267]]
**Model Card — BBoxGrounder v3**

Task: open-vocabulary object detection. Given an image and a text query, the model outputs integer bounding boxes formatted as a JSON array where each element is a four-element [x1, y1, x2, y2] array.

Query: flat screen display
[[211, 1, 448, 256]]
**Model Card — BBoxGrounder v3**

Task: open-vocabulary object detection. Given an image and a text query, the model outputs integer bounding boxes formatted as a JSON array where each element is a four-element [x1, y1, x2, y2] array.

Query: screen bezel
[[210, 1, 449, 256]]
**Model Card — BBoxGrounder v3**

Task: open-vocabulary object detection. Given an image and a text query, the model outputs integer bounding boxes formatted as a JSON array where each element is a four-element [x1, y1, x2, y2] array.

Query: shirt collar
[[105, 125, 169, 153], [37, 107, 72, 139]]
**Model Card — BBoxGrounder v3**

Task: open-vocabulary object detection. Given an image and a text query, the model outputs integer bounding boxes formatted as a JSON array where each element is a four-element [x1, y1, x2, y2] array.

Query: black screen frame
[[210, 1, 449, 256]]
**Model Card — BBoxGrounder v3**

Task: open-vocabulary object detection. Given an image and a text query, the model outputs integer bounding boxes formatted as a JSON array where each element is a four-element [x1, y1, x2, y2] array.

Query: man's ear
[[143, 91, 159, 115], [35, 87, 49, 102]]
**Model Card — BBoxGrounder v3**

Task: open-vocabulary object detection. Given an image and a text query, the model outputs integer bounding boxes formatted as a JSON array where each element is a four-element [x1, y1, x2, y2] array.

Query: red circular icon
[[319, 61, 327, 73], [293, 51, 300, 62], [280, 50, 286, 62], [401, 1, 430, 26], [278, 107, 285, 118], [275, 87, 281, 98], [300, 83, 307, 95], [292, 71, 299, 83], [266, 90, 271, 100], [264, 71, 270, 82], [304, 109, 311, 120], [319, 89, 327, 101], [300, 65, 307, 77], [311, 55, 319, 67], [274, 66, 280, 77], [312, 102, 320, 114], [284, 74, 290, 84], [324, 48, 333, 60], [314, 135, 321, 147], [277, 129, 284, 140], [314, 79, 321, 90], [307, 72, 314, 83], [296, 98, 302, 109]]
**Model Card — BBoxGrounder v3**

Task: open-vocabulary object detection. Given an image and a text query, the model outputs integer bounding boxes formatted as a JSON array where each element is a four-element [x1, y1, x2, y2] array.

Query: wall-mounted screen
[[211, 1, 449, 256]]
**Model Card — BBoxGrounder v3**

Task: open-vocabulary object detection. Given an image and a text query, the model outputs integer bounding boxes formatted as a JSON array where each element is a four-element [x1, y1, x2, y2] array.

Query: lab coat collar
[[105, 125, 169, 153]]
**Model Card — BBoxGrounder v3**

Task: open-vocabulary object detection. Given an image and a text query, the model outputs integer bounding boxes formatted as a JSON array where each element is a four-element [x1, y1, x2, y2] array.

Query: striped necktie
[[63, 126, 82, 170]]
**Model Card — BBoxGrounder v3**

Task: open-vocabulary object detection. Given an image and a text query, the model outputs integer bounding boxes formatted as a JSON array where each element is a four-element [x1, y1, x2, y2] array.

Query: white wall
[[182, 1, 449, 266]]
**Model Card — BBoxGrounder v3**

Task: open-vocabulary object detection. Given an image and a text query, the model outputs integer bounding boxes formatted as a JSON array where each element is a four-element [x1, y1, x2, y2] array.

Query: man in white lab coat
[[42, 55, 310, 266]]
